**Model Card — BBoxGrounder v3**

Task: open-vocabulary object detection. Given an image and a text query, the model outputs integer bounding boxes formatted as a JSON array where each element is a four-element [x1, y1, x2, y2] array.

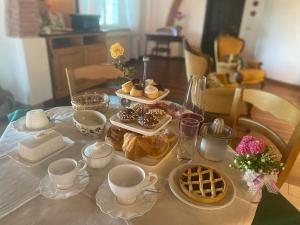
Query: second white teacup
[[108, 164, 158, 205], [48, 158, 87, 189]]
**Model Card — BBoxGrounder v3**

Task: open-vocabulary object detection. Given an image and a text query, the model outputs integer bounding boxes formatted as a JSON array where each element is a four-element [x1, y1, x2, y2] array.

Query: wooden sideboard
[[43, 31, 108, 99]]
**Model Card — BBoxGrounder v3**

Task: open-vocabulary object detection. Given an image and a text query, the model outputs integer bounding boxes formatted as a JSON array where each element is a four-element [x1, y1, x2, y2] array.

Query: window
[[78, 0, 127, 29], [102, 0, 119, 26]]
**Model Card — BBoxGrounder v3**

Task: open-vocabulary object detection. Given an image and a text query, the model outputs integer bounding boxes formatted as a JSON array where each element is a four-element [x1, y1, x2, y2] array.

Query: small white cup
[[108, 164, 158, 205], [25, 109, 49, 130], [48, 158, 87, 189]]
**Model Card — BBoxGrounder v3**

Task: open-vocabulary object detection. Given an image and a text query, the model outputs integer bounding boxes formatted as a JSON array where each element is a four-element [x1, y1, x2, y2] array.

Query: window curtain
[[78, 0, 143, 59]]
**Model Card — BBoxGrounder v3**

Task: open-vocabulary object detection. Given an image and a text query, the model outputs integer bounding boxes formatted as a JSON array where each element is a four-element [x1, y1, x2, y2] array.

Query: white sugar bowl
[[81, 141, 114, 168]]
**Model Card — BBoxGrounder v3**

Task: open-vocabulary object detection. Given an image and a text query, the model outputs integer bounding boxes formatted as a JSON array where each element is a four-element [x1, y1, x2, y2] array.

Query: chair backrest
[[183, 39, 211, 81], [214, 34, 245, 64], [65, 64, 123, 98], [230, 88, 300, 187]]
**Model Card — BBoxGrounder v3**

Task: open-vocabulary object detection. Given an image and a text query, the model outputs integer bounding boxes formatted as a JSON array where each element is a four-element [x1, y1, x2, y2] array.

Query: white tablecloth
[[0, 106, 258, 225]]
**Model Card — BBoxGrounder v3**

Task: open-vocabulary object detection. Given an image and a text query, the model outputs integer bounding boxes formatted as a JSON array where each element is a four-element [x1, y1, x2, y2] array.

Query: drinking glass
[[177, 118, 200, 162], [183, 76, 206, 117]]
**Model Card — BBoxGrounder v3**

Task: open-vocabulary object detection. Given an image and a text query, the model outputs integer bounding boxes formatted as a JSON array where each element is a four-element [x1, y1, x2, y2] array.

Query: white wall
[[22, 39, 53, 104], [239, 0, 267, 59], [0, 0, 30, 103], [0, 0, 53, 105], [254, 0, 300, 85]]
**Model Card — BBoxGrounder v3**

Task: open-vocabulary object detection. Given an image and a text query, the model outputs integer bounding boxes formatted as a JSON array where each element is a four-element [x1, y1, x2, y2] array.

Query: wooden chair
[[65, 64, 123, 98], [214, 34, 266, 88], [230, 88, 300, 187]]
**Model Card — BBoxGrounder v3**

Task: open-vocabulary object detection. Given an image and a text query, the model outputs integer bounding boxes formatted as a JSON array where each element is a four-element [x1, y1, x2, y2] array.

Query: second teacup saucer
[[95, 180, 158, 221], [12, 116, 55, 133], [39, 170, 89, 200]]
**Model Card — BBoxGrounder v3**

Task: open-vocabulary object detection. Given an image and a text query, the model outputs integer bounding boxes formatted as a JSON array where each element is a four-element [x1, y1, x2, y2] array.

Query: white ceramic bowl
[[73, 110, 107, 137], [25, 109, 49, 130], [81, 142, 114, 168]]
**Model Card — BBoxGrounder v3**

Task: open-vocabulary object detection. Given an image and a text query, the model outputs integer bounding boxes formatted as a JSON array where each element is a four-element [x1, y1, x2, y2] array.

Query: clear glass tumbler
[[177, 118, 200, 162]]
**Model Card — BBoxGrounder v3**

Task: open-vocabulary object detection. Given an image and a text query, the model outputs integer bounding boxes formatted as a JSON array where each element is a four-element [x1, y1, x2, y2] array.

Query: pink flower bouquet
[[230, 135, 284, 195]]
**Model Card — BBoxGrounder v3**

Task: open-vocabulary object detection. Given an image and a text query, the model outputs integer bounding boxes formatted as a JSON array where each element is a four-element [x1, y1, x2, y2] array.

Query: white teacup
[[25, 109, 49, 130], [108, 164, 158, 205], [48, 158, 87, 189]]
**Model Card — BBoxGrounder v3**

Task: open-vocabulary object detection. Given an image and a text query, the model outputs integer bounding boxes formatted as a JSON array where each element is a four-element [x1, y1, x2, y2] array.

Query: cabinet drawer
[[84, 43, 107, 65]]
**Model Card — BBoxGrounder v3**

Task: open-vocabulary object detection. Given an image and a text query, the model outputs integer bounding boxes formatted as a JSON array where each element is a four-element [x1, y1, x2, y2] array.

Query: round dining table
[[0, 103, 258, 225]]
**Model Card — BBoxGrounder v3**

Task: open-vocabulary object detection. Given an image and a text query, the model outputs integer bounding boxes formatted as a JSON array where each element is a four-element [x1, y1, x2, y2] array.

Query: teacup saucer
[[39, 170, 89, 199], [95, 180, 158, 221], [12, 117, 55, 133]]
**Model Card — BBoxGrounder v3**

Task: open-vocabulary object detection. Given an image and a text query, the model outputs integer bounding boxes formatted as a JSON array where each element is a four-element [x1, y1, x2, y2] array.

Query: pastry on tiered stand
[[117, 108, 137, 123], [137, 113, 159, 129], [118, 79, 167, 100], [105, 126, 127, 151], [179, 165, 227, 203], [122, 132, 171, 161]]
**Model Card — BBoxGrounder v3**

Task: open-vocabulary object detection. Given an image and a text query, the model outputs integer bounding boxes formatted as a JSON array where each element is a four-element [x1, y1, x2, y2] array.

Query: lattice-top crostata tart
[[179, 165, 227, 204]]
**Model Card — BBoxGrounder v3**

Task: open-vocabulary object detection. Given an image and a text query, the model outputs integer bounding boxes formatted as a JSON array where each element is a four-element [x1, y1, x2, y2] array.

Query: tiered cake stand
[[110, 89, 172, 136]]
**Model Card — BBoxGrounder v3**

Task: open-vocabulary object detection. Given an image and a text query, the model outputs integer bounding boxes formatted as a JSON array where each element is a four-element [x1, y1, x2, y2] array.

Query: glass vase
[[183, 76, 206, 117]]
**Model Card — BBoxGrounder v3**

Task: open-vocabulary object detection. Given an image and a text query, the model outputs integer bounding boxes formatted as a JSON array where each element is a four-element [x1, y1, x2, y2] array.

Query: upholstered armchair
[[183, 40, 249, 124], [214, 34, 266, 88], [183, 39, 236, 88], [183, 40, 211, 81]]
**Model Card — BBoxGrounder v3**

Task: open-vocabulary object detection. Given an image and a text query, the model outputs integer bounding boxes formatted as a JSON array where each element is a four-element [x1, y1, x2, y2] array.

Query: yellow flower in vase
[[110, 42, 125, 59]]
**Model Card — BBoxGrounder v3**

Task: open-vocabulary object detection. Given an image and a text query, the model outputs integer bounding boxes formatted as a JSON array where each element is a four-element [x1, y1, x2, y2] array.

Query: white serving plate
[[115, 89, 170, 104], [110, 114, 172, 136], [8, 137, 74, 167], [168, 163, 236, 210]]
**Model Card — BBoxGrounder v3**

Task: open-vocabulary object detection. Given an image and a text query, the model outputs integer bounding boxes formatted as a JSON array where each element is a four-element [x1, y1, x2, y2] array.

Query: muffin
[[117, 108, 137, 123], [105, 125, 127, 151], [129, 103, 149, 116], [148, 108, 166, 120], [145, 79, 156, 86], [131, 78, 140, 85], [154, 84, 165, 91], [144, 85, 159, 99], [122, 81, 133, 94], [138, 113, 159, 129], [130, 84, 144, 97]]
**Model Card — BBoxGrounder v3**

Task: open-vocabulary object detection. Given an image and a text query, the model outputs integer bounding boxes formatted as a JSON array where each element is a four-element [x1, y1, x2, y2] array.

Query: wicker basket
[[71, 92, 110, 112]]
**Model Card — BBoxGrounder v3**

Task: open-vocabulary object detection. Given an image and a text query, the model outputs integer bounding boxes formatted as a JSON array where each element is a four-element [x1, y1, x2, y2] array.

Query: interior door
[[201, 0, 245, 58]]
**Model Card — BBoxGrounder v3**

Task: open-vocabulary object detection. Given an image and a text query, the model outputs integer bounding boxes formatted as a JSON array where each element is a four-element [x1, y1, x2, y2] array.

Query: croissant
[[122, 133, 146, 160]]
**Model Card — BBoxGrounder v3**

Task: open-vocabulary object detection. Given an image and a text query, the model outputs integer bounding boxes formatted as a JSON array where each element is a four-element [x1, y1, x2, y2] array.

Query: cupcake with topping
[[130, 84, 144, 97], [131, 78, 140, 85], [138, 113, 159, 129], [117, 108, 137, 123], [144, 85, 159, 99], [121, 81, 133, 94], [129, 103, 149, 116]]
